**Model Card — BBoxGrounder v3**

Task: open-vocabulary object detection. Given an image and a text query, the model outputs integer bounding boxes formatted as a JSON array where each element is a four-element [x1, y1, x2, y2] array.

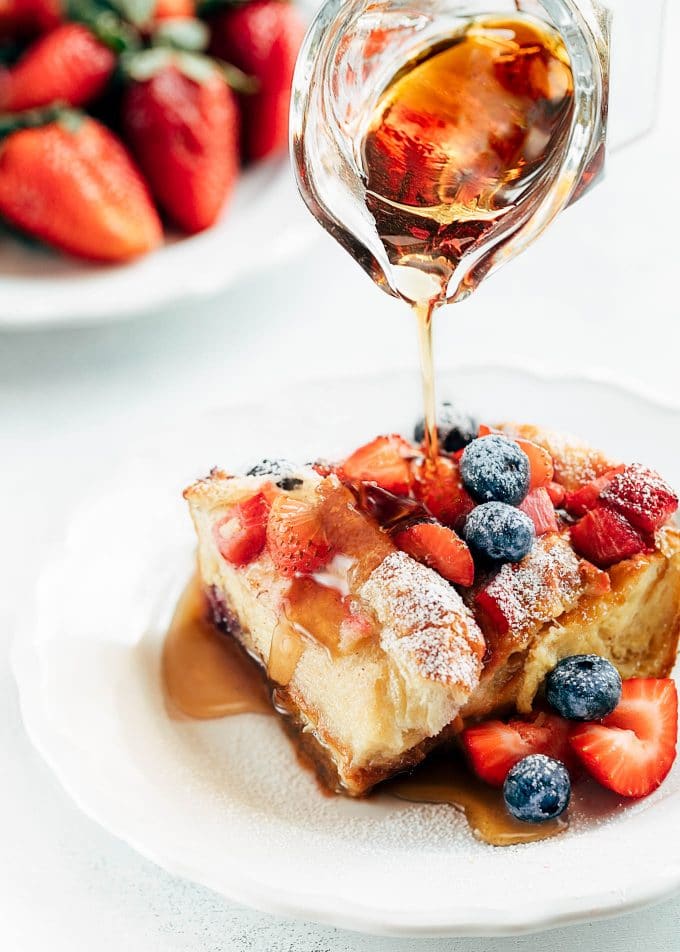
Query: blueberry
[[545, 655, 622, 721], [246, 458, 302, 490], [503, 754, 571, 823], [464, 502, 535, 563], [460, 435, 530, 505], [413, 402, 478, 453]]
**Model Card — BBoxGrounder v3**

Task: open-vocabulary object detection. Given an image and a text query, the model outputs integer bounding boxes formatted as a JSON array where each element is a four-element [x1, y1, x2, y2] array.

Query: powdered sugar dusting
[[602, 463, 678, 531], [361, 551, 484, 689], [400, 626, 482, 689], [483, 535, 582, 640]]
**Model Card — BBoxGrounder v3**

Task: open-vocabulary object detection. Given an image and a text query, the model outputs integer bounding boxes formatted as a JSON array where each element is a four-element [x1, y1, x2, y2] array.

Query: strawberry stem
[[151, 18, 210, 52], [67, 0, 142, 53], [0, 106, 84, 140], [217, 60, 259, 94]]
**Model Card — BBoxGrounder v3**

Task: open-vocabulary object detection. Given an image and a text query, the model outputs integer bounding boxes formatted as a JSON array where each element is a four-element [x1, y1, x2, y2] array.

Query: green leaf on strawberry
[[151, 17, 210, 52]]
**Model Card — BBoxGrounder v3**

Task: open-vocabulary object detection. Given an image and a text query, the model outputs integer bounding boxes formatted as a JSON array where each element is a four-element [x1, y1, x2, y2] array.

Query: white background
[[2, 3, 680, 949]]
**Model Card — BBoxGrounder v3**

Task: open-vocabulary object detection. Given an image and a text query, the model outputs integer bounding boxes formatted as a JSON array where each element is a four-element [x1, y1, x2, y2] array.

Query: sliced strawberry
[[570, 507, 645, 568], [266, 494, 333, 577], [570, 678, 678, 798], [461, 712, 571, 787], [474, 587, 510, 635], [519, 487, 558, 535], [213, 492, 270, 566], [412, 455, 475, 529], [601, 464, 679, 535], [340, 434, 414, 495], [393, 521, 474, 586], [546, 480, 566, 508], [516, 438, 554, 490], [564, 465, 625, 517]]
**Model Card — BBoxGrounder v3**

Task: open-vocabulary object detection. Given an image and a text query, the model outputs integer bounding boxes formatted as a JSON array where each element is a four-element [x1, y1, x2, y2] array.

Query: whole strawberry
[[209, 0, 305, 161], [122, 51, 239, 233], [0, 110, 162, 260], [0, 0, 61, 37], [0, 23, 116, 111]]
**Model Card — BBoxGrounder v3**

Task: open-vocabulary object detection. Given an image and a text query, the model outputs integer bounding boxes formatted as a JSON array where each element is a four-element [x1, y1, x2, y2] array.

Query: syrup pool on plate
[[162, 574, 272, 718], [162, 576, 568, 846], [360, 15, 574, 456]]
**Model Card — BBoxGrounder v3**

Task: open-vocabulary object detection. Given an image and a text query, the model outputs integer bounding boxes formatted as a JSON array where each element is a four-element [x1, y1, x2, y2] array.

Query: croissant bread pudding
[[183, 412, 680, 816]]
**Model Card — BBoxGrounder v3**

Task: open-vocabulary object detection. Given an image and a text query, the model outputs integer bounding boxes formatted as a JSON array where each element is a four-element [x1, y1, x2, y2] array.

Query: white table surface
[[2, 8, 680, 949]]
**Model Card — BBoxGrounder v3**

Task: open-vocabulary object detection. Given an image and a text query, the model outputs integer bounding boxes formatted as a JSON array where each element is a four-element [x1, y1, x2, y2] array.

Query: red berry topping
[[213, 492, 270, 566], [601, 463, 679, 535], [519, 487, 559, 535], [340, 434, 414, 495], [578, 559, 611, 596], [564, 465, 625, 517], [393, 521, 474, 586], [461, 712, 572, 787], [516, 438, 554, 490], [570, 507, 645, 568], [546, 481, 566, 508], [412, 455, 476, 529], [266, 494, 333, 577], [570, 678, 678, 798]]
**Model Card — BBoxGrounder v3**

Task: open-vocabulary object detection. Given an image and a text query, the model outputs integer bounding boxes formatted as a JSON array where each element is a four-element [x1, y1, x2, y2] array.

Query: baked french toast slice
[[184, 425, 680, 796], [185, 467, 485, 795]]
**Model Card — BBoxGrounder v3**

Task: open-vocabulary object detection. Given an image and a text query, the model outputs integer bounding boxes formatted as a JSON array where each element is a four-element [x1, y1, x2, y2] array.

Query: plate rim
[[0, 159, 315, 331], [11, 362, 680, 937]]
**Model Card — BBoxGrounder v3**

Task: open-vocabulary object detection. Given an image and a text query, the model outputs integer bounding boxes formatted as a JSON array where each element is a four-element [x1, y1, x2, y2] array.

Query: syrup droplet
[[162, 575, 272, 718], [386, 753, 568, 846]]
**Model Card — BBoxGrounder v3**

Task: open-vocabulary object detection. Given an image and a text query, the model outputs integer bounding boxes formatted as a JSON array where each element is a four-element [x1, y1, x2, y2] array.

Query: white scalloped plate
[[11, 366, 680, 937]]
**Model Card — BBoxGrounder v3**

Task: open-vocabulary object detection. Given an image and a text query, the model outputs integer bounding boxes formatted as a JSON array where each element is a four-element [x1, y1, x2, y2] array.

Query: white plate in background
[[11, 366, 680, 936], [0, 155, 315, 329]]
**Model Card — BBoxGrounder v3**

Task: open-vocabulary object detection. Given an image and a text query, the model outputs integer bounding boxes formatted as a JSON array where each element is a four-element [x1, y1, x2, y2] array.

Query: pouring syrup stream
[[415, 299, 439, 459], [361, 15, 574, 456]]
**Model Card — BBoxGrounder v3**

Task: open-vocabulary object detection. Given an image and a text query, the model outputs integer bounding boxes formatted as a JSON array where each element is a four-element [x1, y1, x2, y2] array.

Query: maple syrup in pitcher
[[360, 15, 574, 457]]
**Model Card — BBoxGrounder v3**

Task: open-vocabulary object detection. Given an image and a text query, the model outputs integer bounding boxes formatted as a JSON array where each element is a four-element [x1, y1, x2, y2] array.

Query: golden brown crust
[[499, 423, 618, 490]]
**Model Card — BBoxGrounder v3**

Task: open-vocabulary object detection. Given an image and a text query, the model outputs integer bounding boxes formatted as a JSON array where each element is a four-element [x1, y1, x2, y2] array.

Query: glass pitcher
[[290, 0, 610, 306]]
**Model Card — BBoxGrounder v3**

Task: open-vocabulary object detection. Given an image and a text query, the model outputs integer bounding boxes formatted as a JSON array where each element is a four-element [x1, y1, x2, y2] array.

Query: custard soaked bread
[[185, 425, 680, 796], [186, 467, 485, 795]]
